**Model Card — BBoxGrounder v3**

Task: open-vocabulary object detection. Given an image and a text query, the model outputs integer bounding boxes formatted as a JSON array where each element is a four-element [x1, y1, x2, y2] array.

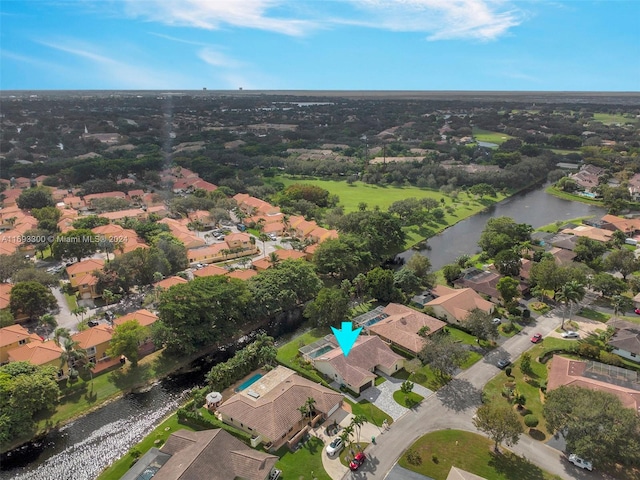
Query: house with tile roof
[[158, 218, 206, 249], [547, 355, 640, 414], [252, 250, 306, 271], [70, 324, 117, 372], [98, 208, 148, 223], [226, 269, 258, 281], [66, 259, 105, 299], [8, 340, 68, 379], [113, 309, 159, 358], [120, 428, 278, 480], [187, 234, 258, 265], [193, 264, 228, 278], [233, 194, 280, 216], [0, 324, 42, 364], [599, 214, 640, 236], [560, 225, 613, 243], [217, 366, 343, 451], [426, 285, 495, 324], [607, 319, 640, 363], [368, 303, 447, 355], [312, 335, 404, 394]]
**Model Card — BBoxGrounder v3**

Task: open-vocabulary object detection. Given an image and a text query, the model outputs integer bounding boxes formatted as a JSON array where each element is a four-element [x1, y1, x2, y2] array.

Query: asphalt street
[[342, 310, 608, 480]]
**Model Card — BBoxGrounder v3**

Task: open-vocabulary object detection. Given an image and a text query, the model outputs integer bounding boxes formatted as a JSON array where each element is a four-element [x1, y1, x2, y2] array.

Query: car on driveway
[[349, 452, 366, 471], [492, 318, 501, 325], [561, 331, 580, 339], [635, 308, 640, 315], [530, 333, 543, 344], [325, 437, 344, 456], [497, 358, 511, 369], [568, 454, 593, 471]]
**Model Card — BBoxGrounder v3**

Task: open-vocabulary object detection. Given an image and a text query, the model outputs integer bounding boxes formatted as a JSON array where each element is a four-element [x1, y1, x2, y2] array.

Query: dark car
[[349, 452, 366, 471], [530, 333, 543, 344], [88, 320, 99, 327], [497, 359, 511, 369]]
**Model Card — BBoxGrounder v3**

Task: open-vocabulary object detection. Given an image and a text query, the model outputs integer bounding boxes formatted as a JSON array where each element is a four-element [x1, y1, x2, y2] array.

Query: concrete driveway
[[357, 374, 434, 421], [49, 285, 79, 334], [337, 311, 607, 480]]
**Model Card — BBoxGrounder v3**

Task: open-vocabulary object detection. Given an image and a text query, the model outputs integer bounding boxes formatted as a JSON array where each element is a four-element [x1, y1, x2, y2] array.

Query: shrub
[[407, 449, 422, 466], [505, 366, 512, 377], [129, 447, 142, 460], [577, 343, 600, 359], [432, 454, 439, 463], [524, 414, 539, 428], [599, 351, 624, 367]]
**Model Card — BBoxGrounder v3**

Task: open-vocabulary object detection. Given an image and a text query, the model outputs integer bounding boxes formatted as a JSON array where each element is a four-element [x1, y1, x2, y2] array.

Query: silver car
[[326, 437, 344, 456]]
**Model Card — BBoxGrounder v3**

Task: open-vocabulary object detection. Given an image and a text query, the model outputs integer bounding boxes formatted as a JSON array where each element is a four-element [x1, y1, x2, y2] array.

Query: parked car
[[492, 318, 502, 325], [530, 333, 543, 344], [269, 468, 282, 480], [268, 233, 277, 241], [88, 320, 99, 327], [349, 452, 366, 471], [325, 437, 344, 456], [561, 331, 580, 339], [497, 358, 511, 369], [635, 308, 640, 315], [568, 454, 593, 471]]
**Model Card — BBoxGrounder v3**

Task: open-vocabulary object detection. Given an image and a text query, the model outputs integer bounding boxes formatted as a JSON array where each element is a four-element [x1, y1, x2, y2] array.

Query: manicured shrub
[[524, 414, 539, 428]]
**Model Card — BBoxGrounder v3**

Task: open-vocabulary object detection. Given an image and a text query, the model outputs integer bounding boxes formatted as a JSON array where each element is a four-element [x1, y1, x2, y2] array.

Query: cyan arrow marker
[[331, 322, 363, 358]]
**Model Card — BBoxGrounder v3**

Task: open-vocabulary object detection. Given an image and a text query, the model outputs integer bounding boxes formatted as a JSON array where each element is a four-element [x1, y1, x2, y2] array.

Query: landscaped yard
[[398, 430, 562, 480], [392, 390, 424, 408], [472, 128, 514, 145], [64, 291, 78, 311], [275, 436, 331, 480], [276, 328, 328, 384], [345, 398, 393, 427]]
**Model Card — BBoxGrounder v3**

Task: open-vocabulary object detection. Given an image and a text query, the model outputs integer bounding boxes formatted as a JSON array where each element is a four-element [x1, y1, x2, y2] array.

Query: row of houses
[[0, 309, 158, 376]]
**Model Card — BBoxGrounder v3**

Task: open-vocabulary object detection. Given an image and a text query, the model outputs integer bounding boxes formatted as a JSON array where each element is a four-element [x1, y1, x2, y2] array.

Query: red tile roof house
[[310, 335, 404, 394], [113, 309, 159, 358], [367, 303, 447, 356], [454, 268, 528, 303], [426, 285, 495, 324], [120, 428, 278, 480], [216, 366, 343, 452], [70, 324, 119, 373], [66, 259, 105, 300], [547, 356, 640, 414]]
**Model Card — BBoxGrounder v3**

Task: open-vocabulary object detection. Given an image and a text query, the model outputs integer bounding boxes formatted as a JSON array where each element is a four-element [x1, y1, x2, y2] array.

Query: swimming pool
[[236, 374, 263, 392], [308, 345, 335, 358]]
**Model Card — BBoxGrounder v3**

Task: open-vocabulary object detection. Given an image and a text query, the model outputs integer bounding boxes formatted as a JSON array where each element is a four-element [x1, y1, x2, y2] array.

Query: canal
[[399, 183, 607, 271]]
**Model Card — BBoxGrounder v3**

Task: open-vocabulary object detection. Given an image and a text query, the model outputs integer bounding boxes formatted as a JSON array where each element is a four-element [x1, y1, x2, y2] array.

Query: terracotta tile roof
[[600, 214, 640, 233], [155, 429, 277, 480], [561, 225, 612, 243], [547, 356, 640, 413], [75, 273, 99, 286], [217, 366, 343, 443], [0, 283, 12, 310], [368, 303, 446, 354], [252, 250, 306, 270], [8, 340, 63, 365], [66, 259, 105, 276], [84, 191, 127, 202], [98, 209, 147, 221], [315, 335, 403, 388], [225, 232, 251, 243], [426, 286, 494, 322], [226, 269, 258, 280], [193, 265, 229, 278], [154, 276, 188, 290], [71, 324, 113, 349], [0, 324, 41, 348], [114, 309, 158, 328]]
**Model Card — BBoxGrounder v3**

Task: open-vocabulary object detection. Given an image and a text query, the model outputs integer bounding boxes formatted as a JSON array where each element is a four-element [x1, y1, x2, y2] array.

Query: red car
[[635, 308, 640, 315], [530, 333, 543, 344], [349, 452, 366, 471]]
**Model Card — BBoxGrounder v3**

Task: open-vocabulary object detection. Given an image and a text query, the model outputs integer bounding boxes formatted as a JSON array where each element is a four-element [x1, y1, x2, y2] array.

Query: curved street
[[340, 309, 609, 480]]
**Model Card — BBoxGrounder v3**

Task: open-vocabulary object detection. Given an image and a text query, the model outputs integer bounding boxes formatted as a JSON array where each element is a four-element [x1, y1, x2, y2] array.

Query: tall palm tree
[[305, 397, 316, 422], [555, 281, 585, 329], [351, 414, 367, 451], [54, 327, 71, 347], [258, 234, 270, 258], [268, 251, 280, 266]]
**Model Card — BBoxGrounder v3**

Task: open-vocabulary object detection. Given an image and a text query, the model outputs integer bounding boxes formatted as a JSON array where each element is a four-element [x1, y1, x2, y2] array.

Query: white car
[[568, 454, 593, 471], [492, 318, 501, 325], [326, 437, 344, 456], [561, 331, 579, 339]]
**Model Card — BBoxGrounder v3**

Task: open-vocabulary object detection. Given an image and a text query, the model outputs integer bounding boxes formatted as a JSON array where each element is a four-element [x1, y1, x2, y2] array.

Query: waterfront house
[[426, 285, 494, 323], [0, 324, 41, 364]]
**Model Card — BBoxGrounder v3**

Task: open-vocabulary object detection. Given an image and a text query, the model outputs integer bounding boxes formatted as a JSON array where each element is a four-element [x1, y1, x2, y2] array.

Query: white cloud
[[122, 0, 315, 36], [348, 0, 522, 40], [198, 48, 244, 69]]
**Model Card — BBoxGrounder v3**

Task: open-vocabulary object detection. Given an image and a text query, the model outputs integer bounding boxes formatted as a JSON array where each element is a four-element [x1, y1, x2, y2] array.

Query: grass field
[[592, 113, 637, 125], [344, 398, 393, 427], [276, 328, 328, 384], [275, 436, 331, 480], [472, 128, 514, 145], [399, 430, 562, 480], [392, 390, 424, 408]]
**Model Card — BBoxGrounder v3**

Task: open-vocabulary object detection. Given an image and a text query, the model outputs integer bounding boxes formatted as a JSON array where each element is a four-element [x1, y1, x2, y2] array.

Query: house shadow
[[435, 378, 482, 412]]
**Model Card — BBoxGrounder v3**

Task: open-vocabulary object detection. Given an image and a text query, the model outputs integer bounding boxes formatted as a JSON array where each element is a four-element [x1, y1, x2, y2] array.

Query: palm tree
[[297, 405, 308, 425], [259, 234, 270, 258], [305, 396, 317, 422], [39, 313, 57, 333], [84, 361, 95, 386], [555, 281, 586, 329], [61, 337, 88, 379], [268, 251, 280, 266], [54, 327, 71, 346], [72, 306, 88, 323], [351, 414, 367, 451]]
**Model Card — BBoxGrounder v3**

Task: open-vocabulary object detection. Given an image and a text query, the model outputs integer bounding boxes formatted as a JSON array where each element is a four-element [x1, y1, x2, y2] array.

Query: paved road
[[49, 285, 78, 334], [342, 311, 607, 480]]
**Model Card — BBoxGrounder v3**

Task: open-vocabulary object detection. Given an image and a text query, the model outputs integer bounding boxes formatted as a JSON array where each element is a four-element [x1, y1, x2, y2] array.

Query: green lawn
[[545, 186, 603, 206], [576, 308, 610, 323], [392, 390, 424, 408], [472, 128, 514, 145], [275, 436, 331, 480], [97, 413, 195, 480], [345, 398, 393, 427], [592, 113, 637, 125], [64, 291, 78, 311], [339, 442, 370, 467], [276, 328, 329, 384], [399, 430, 562, 480], [375, 376, 387, 386]]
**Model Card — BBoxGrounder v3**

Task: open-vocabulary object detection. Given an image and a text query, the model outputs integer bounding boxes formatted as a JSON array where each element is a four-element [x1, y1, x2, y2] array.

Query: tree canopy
[[16, 187, 55, 210], [418, 331, 469, 377], [304, 287, 350, 328], [107, 320, 147, 367], [9, 281, 57, 320], [478, 217, 532, 257], [473, 401, 524, 452]]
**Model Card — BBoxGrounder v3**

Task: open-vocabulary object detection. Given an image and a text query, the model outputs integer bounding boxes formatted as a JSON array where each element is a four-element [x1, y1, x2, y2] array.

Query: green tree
[[611, 294, 633, 318], [312, 236, 372, 280], [418, 332, 469, 378], [496, 276, 520, 308], [12, 267, 59, 286], [51, 229, 99, 262], [493, 249, 522, 277], [591, 272, 626, 298], [405, 253, 432, 285], [555, 281, 585, 328], [0, 310, 15, 327], [442, 263, 462, 285], [366, 267, 402, 303], [304, 287, 350, 328], [0, 253, 30, 282], [604, 248, 638, 280], [72, 215, 110, 230], [108, 320, 147, 367], [473, 402, 524, 453], [22, 228, 53, 258], [9, 281, 57, 320], [478, 217, 532, 257], [393, 267, 421, 296], [544, 386, 640, 468], [519, 352, 532, 375], [464, 308, 498, 341], [16, 187, 54, 210], [573, 237, 607, 267]]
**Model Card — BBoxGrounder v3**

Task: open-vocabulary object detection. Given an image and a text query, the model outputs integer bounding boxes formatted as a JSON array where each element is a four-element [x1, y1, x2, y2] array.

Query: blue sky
[[1, 0, 639, 91]]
